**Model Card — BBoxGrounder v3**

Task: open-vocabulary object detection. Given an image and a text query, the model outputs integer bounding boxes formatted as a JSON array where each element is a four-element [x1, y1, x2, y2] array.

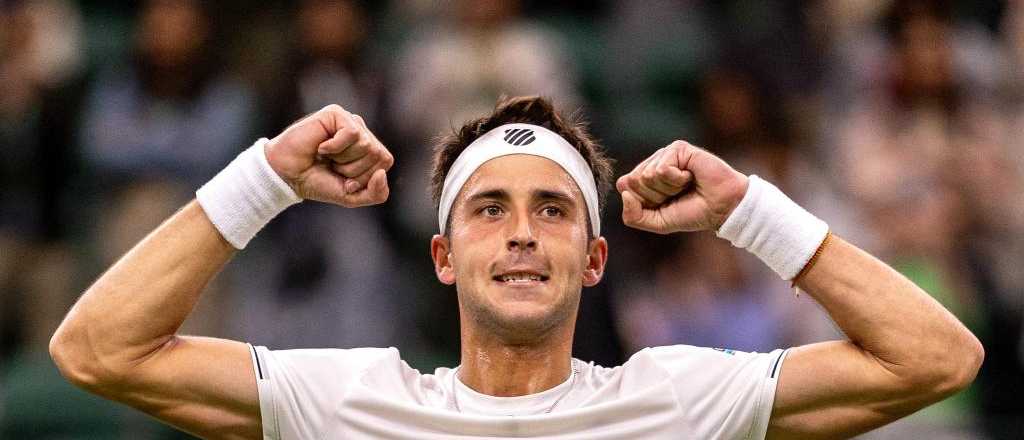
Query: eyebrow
[[533, 189, 575, 205], [464, 188, 576, 206], [465, 189, 509, 205]]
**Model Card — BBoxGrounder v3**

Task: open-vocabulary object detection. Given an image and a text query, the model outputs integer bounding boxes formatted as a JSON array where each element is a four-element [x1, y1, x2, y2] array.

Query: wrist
[[714, 173, 749, 231], [196, 138, 302, 249], [715, 175, 828, 280], [263, 137, 303, 196]]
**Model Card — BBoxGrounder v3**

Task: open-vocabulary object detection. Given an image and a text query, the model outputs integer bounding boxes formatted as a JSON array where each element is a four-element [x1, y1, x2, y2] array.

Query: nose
[[506, 213, 537, 252], [507, 235, 537, 252]]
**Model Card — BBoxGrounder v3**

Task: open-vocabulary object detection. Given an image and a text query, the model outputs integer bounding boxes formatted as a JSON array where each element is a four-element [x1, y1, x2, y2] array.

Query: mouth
[[492, 271, 550, 286]]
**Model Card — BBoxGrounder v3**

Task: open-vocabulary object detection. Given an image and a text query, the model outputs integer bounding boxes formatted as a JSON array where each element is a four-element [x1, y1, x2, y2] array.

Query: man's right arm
[[50, 202, 259, 439], [49, 105, 393, 439]]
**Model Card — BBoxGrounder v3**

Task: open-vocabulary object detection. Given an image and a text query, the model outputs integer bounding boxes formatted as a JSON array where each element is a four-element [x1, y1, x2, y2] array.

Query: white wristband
[[716, 175, 828, 280], [196, 138, 302, 249]]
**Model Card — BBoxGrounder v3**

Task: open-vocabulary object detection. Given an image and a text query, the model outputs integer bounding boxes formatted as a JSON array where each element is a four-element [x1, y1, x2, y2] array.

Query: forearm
[[710, 174, 982, 384], [795, 235, 983, 387], [51, 201, 235, 376], [618, 143, 984, 435]]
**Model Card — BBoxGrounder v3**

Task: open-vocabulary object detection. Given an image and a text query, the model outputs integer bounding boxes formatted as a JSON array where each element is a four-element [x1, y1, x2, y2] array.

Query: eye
[[541, 206, 563, 217], [483, 205, 503, 217]]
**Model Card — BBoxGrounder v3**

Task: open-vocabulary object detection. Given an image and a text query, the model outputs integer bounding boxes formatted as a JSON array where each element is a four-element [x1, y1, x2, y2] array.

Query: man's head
[[429, 96, 613, 344]]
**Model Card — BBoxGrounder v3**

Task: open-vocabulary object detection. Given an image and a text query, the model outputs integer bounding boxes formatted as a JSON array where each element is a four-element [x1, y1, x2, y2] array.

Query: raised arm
[[49, 105, 393, 439], [766, 233, 982, 438], [616, 141, 983, 439]]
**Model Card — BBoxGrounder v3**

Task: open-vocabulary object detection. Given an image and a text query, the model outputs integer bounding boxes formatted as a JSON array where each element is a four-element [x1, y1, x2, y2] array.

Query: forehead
[[456, 154, 584, 203]]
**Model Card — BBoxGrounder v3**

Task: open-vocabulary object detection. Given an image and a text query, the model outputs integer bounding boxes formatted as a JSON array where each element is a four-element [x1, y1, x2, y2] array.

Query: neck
[[457, 318, 575, 397]]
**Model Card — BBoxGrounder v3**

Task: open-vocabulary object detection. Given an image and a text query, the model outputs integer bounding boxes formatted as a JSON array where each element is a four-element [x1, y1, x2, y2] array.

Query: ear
[[582, 236, 608, 287], [430, 234, 456, 285]]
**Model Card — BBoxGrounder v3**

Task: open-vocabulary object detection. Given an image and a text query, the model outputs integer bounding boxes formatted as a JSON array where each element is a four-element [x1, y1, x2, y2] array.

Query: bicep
[[767, 341, 938, 439], [105, 336, 261, 440]]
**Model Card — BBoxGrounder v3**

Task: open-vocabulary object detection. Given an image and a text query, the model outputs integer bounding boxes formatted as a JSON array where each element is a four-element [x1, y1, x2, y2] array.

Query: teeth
[[500, 273, 541, 282]]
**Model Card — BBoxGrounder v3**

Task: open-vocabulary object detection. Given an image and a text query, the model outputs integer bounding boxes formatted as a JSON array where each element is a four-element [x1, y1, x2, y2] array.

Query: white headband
[[438, 123, 601, 237]]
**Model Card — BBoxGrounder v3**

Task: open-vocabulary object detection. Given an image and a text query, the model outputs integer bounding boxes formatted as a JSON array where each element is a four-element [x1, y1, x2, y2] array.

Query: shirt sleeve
[[645, 345, 790, 440], [248, 344, 399, 440]]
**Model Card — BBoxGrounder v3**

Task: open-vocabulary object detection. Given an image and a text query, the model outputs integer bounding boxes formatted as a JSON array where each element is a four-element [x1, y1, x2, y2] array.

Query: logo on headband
[[503, 128, 536, 146]]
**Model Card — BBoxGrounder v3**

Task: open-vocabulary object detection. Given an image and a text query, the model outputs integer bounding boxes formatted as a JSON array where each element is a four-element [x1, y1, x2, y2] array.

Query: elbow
[[49, 326, 95, 389], [945, 333, 984, 393], [49, 323, 113, 392], [916, 332, 985, 399]]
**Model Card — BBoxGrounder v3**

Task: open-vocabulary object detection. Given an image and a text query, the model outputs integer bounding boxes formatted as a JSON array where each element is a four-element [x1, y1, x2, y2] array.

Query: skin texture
[[616, 141, 984, 439], [430, 155, 607, 396], [49, 105, 981, 439], [48, 105, 392, 439]]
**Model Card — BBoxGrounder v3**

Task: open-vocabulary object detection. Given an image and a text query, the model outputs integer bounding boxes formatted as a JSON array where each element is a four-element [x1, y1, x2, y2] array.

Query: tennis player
[[50, 96, 982, 439]]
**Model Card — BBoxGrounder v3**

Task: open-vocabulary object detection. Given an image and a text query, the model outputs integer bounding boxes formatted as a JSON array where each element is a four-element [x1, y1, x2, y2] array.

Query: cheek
[[549, 241, 590, 278], [536, 213, 589, 244], [450, 235, 497, 277]]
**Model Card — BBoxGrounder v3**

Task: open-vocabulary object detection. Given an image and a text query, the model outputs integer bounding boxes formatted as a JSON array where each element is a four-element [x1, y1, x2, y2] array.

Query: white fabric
[[716, 175, 829, 280], [438, 123, 601, 236], [449, 363, 577, 416], [249, 344, 789, 440], [196, 138, 302, 249]]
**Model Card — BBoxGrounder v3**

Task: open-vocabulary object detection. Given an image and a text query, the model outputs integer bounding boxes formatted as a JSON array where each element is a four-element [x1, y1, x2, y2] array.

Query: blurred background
[[1, 0, 1021, 438]]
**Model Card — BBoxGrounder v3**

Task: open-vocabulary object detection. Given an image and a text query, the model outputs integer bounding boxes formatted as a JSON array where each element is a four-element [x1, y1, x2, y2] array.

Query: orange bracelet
[[791, 231, 833, 289]]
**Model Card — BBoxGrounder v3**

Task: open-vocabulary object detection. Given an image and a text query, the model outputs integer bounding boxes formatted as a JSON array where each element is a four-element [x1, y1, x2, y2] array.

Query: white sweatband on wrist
[[716, 175, 829, 280], [438, 123, 601, 236], [196, 138, 302, 249]]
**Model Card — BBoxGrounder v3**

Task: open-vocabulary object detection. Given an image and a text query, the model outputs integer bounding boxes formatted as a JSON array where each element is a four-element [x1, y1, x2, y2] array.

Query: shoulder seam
[[747, 349, 788, 440]]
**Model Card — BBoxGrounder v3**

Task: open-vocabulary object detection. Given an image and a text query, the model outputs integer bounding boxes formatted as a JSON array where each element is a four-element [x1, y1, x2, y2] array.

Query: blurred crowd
[[1, 0, 1021, 438]]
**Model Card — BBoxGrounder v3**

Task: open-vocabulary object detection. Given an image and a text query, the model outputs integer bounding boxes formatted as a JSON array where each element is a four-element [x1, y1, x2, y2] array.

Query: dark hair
[[430, 95, 614, 235]]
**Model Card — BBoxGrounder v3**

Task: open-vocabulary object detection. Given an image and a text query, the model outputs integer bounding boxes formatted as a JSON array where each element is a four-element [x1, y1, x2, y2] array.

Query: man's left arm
[[766, 235, 982, 438], [616, 141, 983, 439]]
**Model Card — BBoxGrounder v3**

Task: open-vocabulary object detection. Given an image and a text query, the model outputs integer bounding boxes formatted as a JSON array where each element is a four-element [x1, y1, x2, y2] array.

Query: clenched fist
[[265, 104, 394, 208], [616, 140, 748, 234]]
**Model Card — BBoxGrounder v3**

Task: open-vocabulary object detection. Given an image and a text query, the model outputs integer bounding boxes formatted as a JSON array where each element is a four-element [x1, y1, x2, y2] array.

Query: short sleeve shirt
[[249, 344, 789, 439]]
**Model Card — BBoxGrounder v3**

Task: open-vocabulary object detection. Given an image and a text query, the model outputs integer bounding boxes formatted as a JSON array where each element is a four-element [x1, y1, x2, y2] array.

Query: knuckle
[[622, 174, 638, 189], [670, 140, 690, 150], [323, 104, 345, 114], [620, 175, 634, 189], [352, 128, 366, 144], [338, 125, 359, 142]]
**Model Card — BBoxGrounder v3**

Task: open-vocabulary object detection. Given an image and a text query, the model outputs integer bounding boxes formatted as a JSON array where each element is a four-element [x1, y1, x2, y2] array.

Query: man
[[50, 96, 983, 439]]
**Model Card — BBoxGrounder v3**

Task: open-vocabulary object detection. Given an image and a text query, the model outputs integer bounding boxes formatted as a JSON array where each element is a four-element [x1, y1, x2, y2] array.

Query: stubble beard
[[459, 283, 581, 346]]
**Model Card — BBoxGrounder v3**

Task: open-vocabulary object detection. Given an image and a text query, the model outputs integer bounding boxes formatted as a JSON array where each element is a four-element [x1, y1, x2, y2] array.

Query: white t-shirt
[[249, 344, 789, 440]]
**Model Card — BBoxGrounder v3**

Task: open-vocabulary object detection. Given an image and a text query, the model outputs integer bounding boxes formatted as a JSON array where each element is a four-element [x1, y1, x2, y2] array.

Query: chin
[[487, 314, 562, 344], [459, 281, 581, 342], [481, 300, 577, 343], [498, 306, 556, 328]]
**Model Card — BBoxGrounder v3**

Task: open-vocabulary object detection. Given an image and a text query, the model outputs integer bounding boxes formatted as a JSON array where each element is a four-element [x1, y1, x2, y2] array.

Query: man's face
[[431, 154, 607, 342]]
